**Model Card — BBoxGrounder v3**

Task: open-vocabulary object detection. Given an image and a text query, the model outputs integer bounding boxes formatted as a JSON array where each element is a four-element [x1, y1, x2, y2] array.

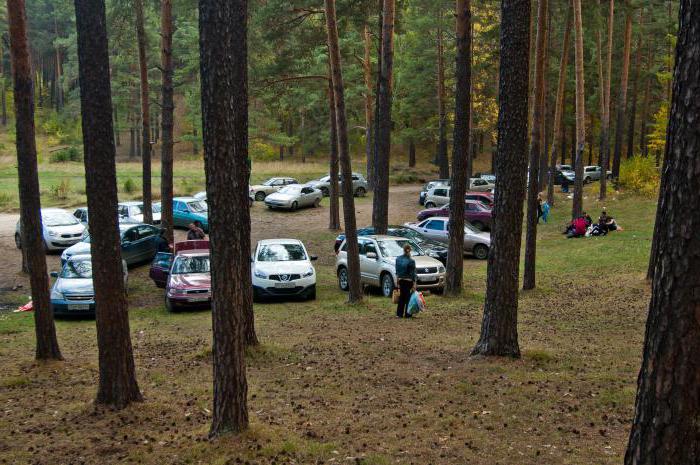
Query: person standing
[[187, 221, 206, 240], [395, 243, 416, 318]]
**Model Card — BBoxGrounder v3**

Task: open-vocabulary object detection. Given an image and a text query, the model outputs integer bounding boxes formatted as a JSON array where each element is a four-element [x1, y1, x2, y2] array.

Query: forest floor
[[0, 182, 656, 465]]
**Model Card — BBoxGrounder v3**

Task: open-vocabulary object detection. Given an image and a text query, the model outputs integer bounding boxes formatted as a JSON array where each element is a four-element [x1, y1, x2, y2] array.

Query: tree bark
[[53, 15, 63, 112], [471, 0, 530, 358], [445, 0, 471, 296], [199, 0, 252, 436], [626, 10, 643, 160], [363, 24, 373, 189], [135, 0, 152, 224], [327, 71, 340, 230], [546, 9, 571, 207], [638, 45, 652, 158], [537, 8, 551, 192], [408, 138, 416, 167], [160, 0, 175, 243], [611, 6, 633, 180], [325, 0, 362, 304], [371, 0, 395, 235], [625, 2, 700, 461], [523, 0, 548, 291], [436, 7, 449, 179], [74, 0, 142, 408], [1, 39, 6, 126], [599, 0, 614, 199], [571, 0, 586, 219], [8, 0, 63, 361]]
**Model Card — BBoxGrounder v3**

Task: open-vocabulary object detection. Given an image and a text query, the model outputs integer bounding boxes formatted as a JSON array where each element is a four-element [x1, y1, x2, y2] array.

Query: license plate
[[188, 296, 209, 302], [418, 276, 433, 282], [274, 282, 296, 288], [67, 304, 89, 311]]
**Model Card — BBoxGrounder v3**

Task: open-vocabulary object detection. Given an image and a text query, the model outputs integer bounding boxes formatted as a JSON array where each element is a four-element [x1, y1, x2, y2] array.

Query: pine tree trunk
[[0, 39, 6, 126], [436, 9, 449, 179], [445, 0, 471, 296], [638, 45, 652, 157], [599, 0, 615, 199], [571, 0, 586, 219], [370, 0, 383, 193], [325, 0, 362, 304], [471, 0, 530, 358], [160, 0, 175, 243], [130, 125, 136, 158], [408, 138, 416, 167], [8, 0, 63, 361], [74, 0, 142, 408], [626, 11, 643, 160], [135, 0, 152, 224], [199, 0, 251, 436], [537, 8, 550, 192], [53, 17, 63, 112], [114, 105, 121, 147], [625, 3, 700, 460], [327, 72, 340, 230], [371, 0, 395, 235], [546, 10, 571, 207], [363, 24, 374, 189], [611, 9, 632, 180], [523, 0, 548, 291]]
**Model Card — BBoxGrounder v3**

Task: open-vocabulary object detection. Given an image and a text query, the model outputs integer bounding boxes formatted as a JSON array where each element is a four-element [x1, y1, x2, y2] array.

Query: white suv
[[335, 235, 445, 297], [251, 239, 317, 301]]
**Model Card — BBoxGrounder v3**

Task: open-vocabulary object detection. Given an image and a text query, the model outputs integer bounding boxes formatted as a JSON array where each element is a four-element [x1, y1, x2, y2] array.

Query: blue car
[[173, 197, 209, 232], [61, 223, 161, 267]]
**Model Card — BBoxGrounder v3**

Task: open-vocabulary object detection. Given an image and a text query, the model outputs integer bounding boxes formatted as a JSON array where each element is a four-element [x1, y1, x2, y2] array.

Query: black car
[[334, 225, 449, 264]]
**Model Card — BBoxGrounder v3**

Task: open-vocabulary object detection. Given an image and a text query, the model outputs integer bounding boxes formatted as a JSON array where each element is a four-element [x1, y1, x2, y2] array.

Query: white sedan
[[251, 239, 317, 301], [264, 185, 322, 211]]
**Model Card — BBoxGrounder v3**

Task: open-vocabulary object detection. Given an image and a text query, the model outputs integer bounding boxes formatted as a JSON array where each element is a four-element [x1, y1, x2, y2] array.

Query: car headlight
[[50, 289, 64, 300], [301, 267, 314, 278], [438, 266, 446, 273], [48, 230, 58, 237], [169, 288, 187, 295], [254, 269, 268, 279]]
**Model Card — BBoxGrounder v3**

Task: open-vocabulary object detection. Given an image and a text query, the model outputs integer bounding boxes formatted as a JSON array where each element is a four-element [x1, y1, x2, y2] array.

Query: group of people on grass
[[564, 210, 620, 238]]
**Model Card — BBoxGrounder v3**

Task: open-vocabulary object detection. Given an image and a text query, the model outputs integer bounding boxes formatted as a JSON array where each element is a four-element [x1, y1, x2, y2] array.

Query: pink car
[[417, 200, 492, 231], [164, 240, 211, 312]]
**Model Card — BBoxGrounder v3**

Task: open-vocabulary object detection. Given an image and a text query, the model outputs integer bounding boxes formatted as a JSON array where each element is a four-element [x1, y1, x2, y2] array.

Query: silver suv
[[335, 235, 445, 297], [307, 172, 368, 197]]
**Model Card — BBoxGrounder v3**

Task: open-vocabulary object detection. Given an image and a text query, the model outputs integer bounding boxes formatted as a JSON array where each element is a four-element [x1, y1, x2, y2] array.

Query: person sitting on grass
[[565, 215, 588, 238], [598, 210, 621, 233]]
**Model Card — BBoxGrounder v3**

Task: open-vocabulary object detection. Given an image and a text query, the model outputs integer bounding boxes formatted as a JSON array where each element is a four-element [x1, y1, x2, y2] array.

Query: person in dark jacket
[[187, 221, 206, 240], [395, 243, 417, 318], [155, 228, 171, 252]]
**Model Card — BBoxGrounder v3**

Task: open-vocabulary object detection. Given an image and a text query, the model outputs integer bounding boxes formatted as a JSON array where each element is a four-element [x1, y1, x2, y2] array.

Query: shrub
[[122, 178, 136, 194], [0, 192, 13, 208], [250, 141, 280, 161], [50, 146, 82, 163], [49, 179, 72, 200], [619, 156, 660, 197]]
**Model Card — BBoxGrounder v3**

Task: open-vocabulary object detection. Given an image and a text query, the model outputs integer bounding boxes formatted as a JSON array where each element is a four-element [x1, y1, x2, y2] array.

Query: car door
[[149, 252, 173, 288], [421, 219, 446, 242], [362, 240, 382, 285], [120, 226, 140, 264], [137, 225, 158, 261]]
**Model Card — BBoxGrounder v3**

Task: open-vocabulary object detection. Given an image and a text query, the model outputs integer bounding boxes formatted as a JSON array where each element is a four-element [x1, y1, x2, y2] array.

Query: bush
[[619, 156, 660, 197], [0, 192, 13, 208], [50, 146, 82, 163], [49, 179, 72, 200], [250, 141, 279, 161], [122, 178, 136, 194]]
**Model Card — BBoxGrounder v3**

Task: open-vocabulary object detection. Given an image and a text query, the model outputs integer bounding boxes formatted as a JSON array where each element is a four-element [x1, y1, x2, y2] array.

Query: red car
[[161, 240, 211, 312], [416, 200, 493, 231], [465, 191, 494, 208]]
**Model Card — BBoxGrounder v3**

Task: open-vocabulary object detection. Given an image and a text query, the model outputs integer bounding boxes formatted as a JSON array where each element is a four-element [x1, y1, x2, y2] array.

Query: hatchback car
[[118, 201, 162, 224], [423, 186, 451, 208], [15, 208, 86, 251], [49, 254, 127, 318], [469, 177, 495, 192], [252, 239, 317, 301], [249, 177, 299, 201], [333, 226, 448, 264], [417, 200, 492, 231], [419, 180, 450, 205], [165, 241, 212, 312], [306, 173, 368, 197], [404, 217, 491, 259], [173, 197, 209, 231], [61, 223, 161, 266], [264, 185, 322, 210], [336, 235, 445, 297]]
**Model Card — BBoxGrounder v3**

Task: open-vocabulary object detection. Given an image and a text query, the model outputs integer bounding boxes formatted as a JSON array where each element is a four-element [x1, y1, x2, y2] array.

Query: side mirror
[[310, 255, 318, 261], [366, 252, 378, 260], [50, 271, 59, 278]]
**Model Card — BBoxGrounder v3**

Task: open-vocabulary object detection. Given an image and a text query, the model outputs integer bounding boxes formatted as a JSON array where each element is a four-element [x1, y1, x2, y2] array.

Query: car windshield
[[377, 239, 424, 257], [278, 186, 301, 195], [61, 259, 93, 278], [152, 203, 162, 213], [187, 200, 208, 213], [263, 179, 278, 186], [43, 211, 80, 227], [465, 223, 481, 234], [172, 255, 210, 274], [393, 228, 421, 241], [130, 205, 144, 215], [257, 243, 307, 262]]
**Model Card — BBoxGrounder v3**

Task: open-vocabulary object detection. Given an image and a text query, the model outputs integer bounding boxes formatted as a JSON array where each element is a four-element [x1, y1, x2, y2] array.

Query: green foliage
[[647, 102, 668, 155], [0, 192, 13, 208], [619, 156, 660, 198], [48, 179, 72, 200], [122, 177, 137, 194], [49, 146, 82, 163]]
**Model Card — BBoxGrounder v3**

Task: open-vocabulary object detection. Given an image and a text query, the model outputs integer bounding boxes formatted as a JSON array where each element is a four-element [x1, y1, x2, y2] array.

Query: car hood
[[47, 223, 85, 236], [54, 277, 94, 295], [254, 261, 312, 275], [250, 184, 268, 190], [62, 241, 90, 258], [169, 273, 211, 289], [266, 192, 296, 201]]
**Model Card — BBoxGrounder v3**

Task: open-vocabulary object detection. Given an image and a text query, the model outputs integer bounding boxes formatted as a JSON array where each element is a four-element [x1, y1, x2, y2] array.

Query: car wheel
[[355, 187, 366, 197], [584, 176, 591, 184], [313, 198, 321, 208], [291, 201, 298, 211], [14, 233, 21, 249], [306, 286, 316, 300], [337, 266, 349, 291], [381, 273, 394, 298], [473, 244, 489, 260], [320, 187, 329, 197], [471, 221, 485, 231], [255, 191, 266, 201], [425, 202, 436, 209]]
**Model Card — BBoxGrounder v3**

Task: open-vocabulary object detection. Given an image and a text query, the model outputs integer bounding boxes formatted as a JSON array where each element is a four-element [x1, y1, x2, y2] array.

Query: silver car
[[118, 201, 162, 224], [249, 177, 299, 201], [264, 184, 323, 211], [335, 235, 445, 297], [404, 217, 491, 260], [306, 172, 368, 197], [15, 208, 86, 251]]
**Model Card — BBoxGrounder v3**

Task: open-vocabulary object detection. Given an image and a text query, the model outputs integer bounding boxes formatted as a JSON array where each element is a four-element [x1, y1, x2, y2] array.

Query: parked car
[[264, 185, 322, 211], [196, 190, 252, 207], [333, 225, 448, 264], [469, 177, 495, 192], [73, 207, 148, 227], [417, 200, 493, 231], [61, 223, 161, 266], [49, 254, 127, 317], [306, 172, 368, 197], [149, 251, 174, 288], [423, 185, 451, 208], [249, 177, 299, 201], [252, 239, 317, 301], [559, 165, 612, 183], [419, 179, 450, 205], [118, 201, 162, 224], [474, 173, 496, 183], [173, 197, 209, 231], [336, 235, 445, 297], [465, 191, 494, 208], [15, 208, 86, 251], [165, 240, 211, 312], [404, 217, 491, 259]]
